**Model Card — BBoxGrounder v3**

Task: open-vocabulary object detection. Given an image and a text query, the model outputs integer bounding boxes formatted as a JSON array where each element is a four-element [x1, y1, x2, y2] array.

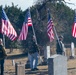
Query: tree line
[[0, 1, 75, 53]]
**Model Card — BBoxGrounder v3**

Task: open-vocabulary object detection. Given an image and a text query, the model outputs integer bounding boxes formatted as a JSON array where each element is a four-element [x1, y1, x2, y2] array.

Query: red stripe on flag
[[72, 23, 76, 38], [18, 23, 28, 40], [18, 9, 32, 41], [1, 9, 17, 41], [47, 19, 54, 42]]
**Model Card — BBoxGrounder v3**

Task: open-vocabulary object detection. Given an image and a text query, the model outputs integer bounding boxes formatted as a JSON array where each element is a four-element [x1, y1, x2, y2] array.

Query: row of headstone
[[15, 55, 67, 75], [25, 42, 75, 68], [14, 42, 74, 75], [43, 45, 67, 75], [44, 42, 75, 60], [43, 42, 75, 75], [14, 45, 69, 75]]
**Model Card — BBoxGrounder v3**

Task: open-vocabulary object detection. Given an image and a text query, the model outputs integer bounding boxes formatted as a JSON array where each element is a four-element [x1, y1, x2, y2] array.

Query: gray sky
[[65, 0, 76, 10], [0, 0, 34, 11], [0, 0, 76, 11]]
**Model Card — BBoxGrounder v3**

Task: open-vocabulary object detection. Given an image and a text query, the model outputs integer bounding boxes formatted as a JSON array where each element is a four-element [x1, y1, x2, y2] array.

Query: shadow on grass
[[7, 53, 28, 59], [25, 70, 48, 75]]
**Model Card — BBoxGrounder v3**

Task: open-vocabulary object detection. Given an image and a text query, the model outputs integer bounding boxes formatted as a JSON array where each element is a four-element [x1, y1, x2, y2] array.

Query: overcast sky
[[0, 0, 34, 11], [0, 0, 76, 11], [65, 0, 76, 10]]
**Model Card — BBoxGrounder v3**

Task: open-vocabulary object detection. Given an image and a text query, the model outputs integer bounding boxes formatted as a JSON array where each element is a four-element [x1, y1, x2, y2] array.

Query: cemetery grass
[[4, 48, 76, 75]]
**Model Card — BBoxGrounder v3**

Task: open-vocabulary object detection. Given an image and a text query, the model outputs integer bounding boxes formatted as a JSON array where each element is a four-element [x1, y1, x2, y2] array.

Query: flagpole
[[47, 8, 61, 47], [29, 8, 38, 44], [53, 26, 59, 41], [53, 24, 63, 50], [32, 24, 37, 44], [3, 34, 5, 48], [47, 8, 59, 41], [53, 24, 63, 53], [29, 8, 42, 63]]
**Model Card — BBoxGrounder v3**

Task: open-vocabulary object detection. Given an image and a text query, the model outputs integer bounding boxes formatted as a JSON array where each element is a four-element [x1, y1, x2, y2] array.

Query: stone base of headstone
[[48, 54, 67, 75], [15, 62, 25, 75]]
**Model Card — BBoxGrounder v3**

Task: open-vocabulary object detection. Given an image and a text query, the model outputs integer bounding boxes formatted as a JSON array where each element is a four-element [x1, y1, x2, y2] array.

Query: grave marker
[[48, 54, 67, 75]]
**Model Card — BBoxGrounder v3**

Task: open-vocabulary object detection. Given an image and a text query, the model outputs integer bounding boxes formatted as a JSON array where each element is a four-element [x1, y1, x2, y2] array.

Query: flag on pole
[[47, 10, 54, 42], [18, 9, 32, 41], [1, 8, 17, 41], [72, 14, 76, 38]]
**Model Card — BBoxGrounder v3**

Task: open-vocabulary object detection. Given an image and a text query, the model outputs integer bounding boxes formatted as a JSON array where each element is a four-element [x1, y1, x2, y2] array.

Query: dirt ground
[[4, 49, 76, 75]]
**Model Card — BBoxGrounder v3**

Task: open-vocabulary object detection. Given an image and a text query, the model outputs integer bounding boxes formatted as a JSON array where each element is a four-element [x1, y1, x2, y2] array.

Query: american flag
[[72, 14, 76, 38], [47, 10, 54, 42], [1, 8, 17, 41], [18, 9, 32, 40]]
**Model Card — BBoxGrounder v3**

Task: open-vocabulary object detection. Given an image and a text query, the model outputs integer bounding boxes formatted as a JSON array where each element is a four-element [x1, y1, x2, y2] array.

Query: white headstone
[[64, 48, 66, 56], [48, 54, 67, 75], [71, 42, 75, 57], [12, 59, 15, 66], [44, 46, 50, 59]]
